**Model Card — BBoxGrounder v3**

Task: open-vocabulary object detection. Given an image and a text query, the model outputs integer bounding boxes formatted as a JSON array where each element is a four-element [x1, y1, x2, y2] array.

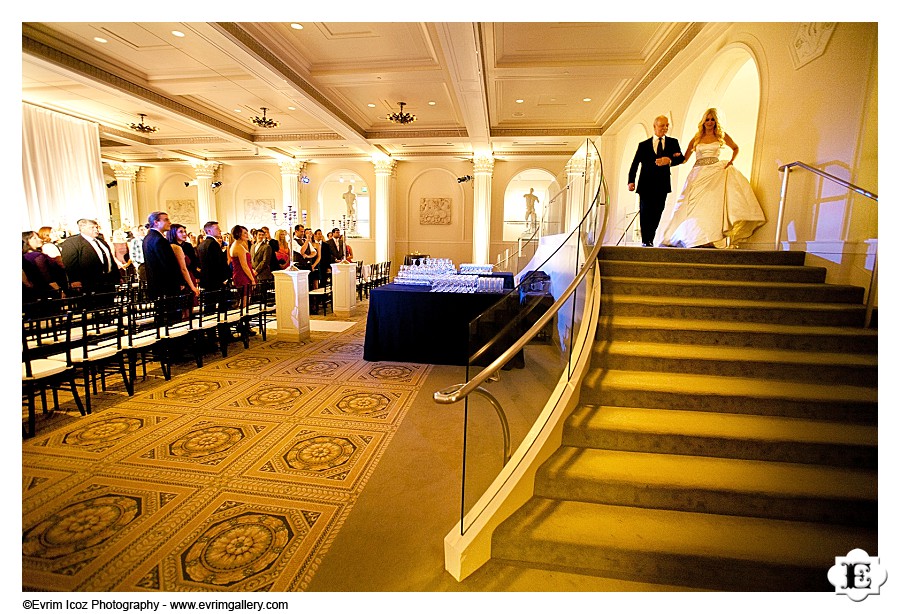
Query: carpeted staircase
[[489, 246, 877, 591]]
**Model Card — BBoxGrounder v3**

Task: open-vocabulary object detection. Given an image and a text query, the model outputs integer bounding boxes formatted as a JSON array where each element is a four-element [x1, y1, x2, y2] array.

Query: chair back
[[23, 311, 74, 376]]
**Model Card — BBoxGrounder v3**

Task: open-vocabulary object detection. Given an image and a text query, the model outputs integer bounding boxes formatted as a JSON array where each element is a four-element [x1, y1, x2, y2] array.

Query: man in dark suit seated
[[60, 218, 119, 295]]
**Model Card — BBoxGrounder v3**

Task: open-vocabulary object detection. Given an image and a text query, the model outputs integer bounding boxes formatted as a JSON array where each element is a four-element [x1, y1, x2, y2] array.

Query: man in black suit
[[326, 227, 347, 263], [197, 221, 230, 293], [60, 218, 119, 294], [142, 211, 182, 299], [627, 115, 685, 246]]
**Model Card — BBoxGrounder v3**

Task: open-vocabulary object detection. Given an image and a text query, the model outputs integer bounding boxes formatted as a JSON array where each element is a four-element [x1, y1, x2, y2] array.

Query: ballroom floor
[[21, 300, 555, 592]]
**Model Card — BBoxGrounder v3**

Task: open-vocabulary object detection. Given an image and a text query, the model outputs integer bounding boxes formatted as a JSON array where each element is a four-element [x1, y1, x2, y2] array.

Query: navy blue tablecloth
[[363, 284, 515, 365]]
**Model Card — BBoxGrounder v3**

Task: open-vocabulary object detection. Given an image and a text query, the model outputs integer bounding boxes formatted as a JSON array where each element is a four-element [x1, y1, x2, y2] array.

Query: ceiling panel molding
[[600, 22, 706, 133], [24, 34, 256, 143]]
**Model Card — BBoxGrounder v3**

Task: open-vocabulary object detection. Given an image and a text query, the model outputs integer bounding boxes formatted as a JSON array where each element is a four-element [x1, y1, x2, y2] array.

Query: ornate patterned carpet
[[22, 313, 431, 591]]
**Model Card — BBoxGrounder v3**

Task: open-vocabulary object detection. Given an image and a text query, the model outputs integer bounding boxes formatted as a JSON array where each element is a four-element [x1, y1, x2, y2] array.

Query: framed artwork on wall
[[244, 198, 276, 229], [166, 199, 199, 226], [420, 197, 451, 225]]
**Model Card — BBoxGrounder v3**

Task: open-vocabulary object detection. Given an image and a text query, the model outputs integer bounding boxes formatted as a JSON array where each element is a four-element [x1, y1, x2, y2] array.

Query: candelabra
[[272, 205, 299, 269]]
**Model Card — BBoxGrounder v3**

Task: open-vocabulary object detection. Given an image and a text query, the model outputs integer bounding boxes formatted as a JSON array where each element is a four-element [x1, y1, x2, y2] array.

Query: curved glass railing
[[435, 139, 607, 536]]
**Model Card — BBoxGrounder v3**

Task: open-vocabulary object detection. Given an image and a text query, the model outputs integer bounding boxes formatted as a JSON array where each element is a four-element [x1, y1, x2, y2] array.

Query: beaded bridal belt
[[695, 157, 719, 166]]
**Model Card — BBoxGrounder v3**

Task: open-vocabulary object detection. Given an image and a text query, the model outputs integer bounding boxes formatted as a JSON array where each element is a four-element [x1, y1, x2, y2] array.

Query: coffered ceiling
[[22, 21, 707, 166]]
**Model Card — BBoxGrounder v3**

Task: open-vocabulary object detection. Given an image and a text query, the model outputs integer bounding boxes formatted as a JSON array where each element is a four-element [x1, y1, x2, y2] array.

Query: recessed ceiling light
[[234, 109, 242, 113], [288, 106, 296, 111], [94, 37, 108, 44], [515, 99, 524, 104], [428, 101, 436, 106], [367, 103, 376, 108], [290, 23, 304, 30], [583, 98, 592, 102], [171, 30, 185, 38]]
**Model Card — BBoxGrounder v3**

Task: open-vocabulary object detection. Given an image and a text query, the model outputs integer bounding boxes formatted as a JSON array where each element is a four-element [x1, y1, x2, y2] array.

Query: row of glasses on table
[[392, 259, 506, 293]]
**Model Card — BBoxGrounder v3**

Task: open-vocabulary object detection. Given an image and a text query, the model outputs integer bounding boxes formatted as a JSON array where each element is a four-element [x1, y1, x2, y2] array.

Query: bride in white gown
[[659, 108, 765, 248]]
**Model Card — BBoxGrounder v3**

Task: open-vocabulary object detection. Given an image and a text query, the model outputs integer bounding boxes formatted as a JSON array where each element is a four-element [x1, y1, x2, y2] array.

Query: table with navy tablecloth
[[363, 283, 523, 366]]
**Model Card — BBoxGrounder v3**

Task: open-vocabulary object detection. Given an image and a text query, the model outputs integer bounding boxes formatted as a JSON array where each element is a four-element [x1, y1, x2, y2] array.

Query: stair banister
[[776, 161, 878, 327]]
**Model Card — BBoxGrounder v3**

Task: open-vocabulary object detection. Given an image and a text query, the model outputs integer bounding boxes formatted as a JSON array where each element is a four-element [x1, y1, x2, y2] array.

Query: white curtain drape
[[22, 103, 108, 233]]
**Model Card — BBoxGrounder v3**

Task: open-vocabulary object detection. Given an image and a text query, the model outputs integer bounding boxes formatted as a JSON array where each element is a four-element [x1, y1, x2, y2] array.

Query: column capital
[[473, 153, 494, 175], [279, 159, 305, 176], [372, 156, 396, 176], [191, 161, 220, 178], [110, 163, 138, 180]]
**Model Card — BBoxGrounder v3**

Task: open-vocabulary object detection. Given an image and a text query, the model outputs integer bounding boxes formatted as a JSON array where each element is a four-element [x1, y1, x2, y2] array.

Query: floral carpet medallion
[[22, 311, 430, 591]]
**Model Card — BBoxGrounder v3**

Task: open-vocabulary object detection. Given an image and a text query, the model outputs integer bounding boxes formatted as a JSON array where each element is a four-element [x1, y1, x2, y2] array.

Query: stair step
[[598, 315, 877, 354], [492, 498, 876, 591], [603, 276, 864, 303], [535, 447, 876, 526], [594, 341, 877, 385], [564, 405, 877, 468], [458, 559, 701, 591], [602, 294, 866, 326], [600, 260, 826, 283], [599, 246, 807, 266], [580, 369, 876, 423]]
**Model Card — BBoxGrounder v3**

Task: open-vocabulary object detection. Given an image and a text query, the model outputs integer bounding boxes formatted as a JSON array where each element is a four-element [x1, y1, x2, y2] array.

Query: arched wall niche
[[317, 170, 370, 238], [231, 170, 281, 234], [676, 44, 761, 189], [501, 168, 558, 241]]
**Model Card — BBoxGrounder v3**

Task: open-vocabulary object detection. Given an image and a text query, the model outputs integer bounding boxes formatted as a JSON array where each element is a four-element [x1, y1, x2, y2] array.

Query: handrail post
[[865, 248, 877, 329], [775, 165, 791, 249]]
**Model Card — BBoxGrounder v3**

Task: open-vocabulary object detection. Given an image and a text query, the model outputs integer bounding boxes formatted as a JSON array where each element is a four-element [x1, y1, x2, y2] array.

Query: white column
[[279, 160, 303, 216], [472, 153, 494, 264], [372, 156, 396, 264], [565, 154, 587, 235], [191, 161, 220, 226], [110, 163, 138, 229], [135, 167, 150, 227]]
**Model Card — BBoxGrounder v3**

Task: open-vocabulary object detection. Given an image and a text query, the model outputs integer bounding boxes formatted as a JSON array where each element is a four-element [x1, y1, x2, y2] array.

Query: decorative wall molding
[[419, 198, 451, 225], [789, 23, 836, 69]]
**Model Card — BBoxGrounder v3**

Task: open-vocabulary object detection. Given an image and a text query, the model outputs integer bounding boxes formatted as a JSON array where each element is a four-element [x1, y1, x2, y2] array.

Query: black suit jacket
[[60, 234, 118, 292], [197, 236, 230, 290], [628, 136, 685, 196], [326, 238, 346, 263], [142, 229, 182, 297]]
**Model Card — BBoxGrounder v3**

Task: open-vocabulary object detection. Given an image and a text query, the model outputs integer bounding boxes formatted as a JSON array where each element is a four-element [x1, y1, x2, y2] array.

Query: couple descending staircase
[[486, 246, 877, 591]]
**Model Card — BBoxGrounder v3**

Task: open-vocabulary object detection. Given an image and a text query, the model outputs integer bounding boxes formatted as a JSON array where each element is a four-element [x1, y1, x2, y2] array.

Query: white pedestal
[[272, 269, 310, 342], [331, 262, 357, 317]]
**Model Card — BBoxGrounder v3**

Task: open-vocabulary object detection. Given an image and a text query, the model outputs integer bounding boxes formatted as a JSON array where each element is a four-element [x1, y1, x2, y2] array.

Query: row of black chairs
[[21, 282, 275, 438], [356, 260, 392, 300]]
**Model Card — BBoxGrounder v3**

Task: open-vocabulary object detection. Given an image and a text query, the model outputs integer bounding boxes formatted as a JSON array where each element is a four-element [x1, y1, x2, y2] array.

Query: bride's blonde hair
[[693, 108, 725, 144]]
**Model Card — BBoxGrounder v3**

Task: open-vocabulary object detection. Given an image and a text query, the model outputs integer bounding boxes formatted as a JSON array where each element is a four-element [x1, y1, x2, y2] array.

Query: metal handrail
[[775, 161, 878, 246], [434, 237, 603, 405], [776, 160, 878, 328]]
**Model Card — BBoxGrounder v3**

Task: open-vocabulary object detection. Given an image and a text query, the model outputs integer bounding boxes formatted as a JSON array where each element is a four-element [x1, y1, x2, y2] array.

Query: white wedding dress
[[659, 142, 766, 248]]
